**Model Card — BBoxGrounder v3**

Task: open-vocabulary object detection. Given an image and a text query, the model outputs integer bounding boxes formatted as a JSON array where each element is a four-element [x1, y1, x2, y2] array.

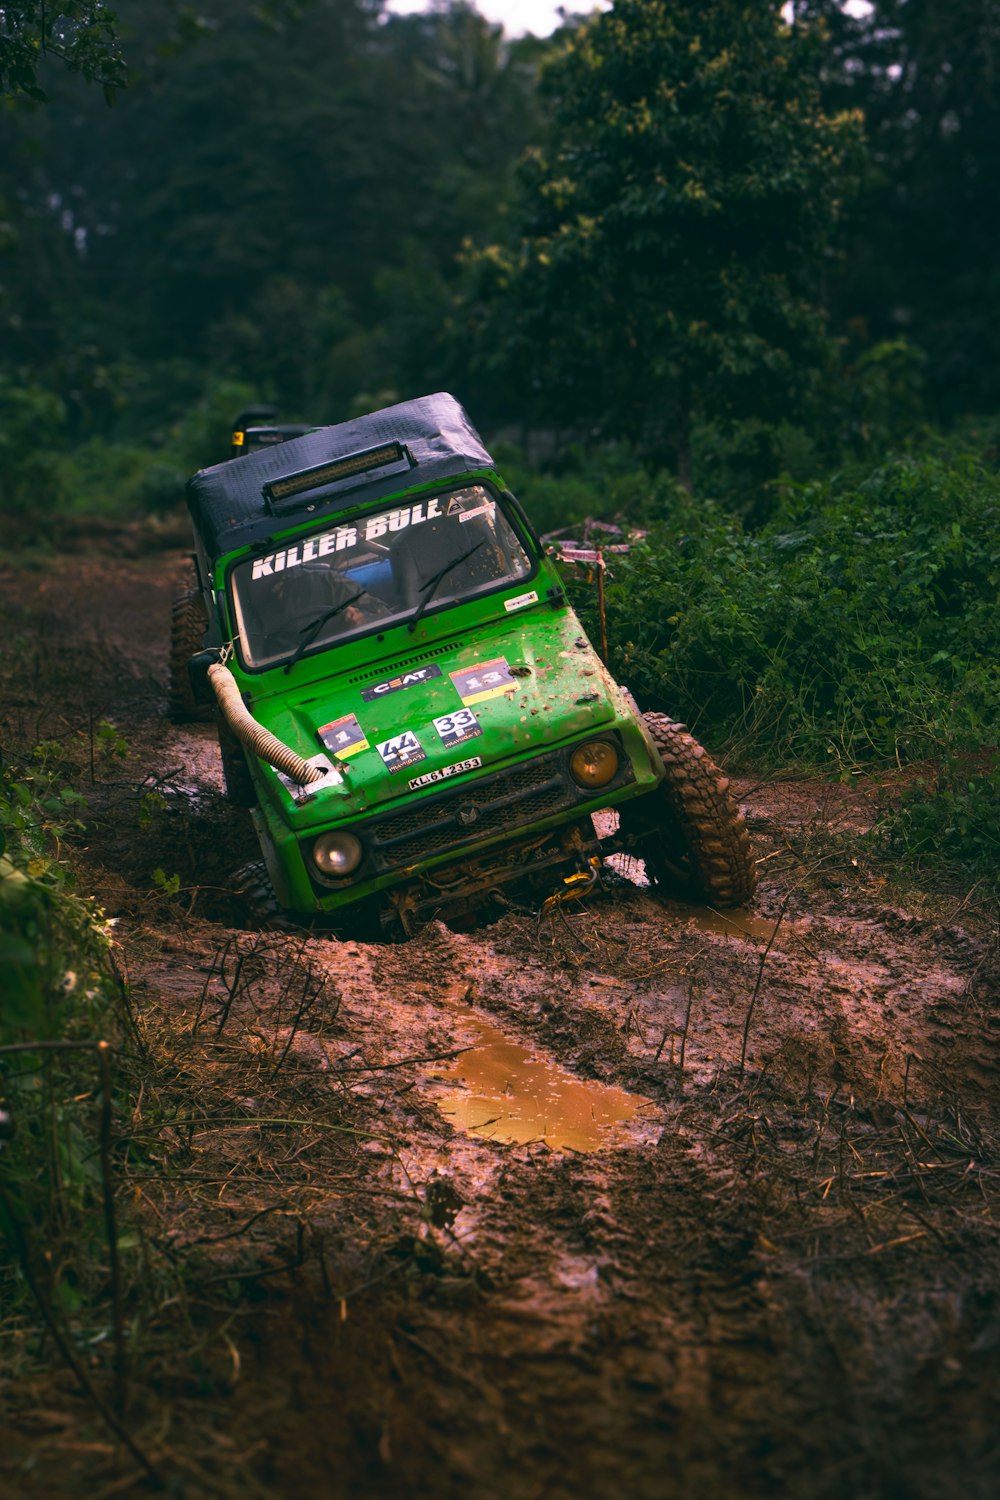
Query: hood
[[251, 609, 618, 828]]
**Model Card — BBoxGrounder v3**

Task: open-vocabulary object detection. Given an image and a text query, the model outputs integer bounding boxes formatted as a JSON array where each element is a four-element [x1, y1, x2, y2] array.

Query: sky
[[384, 1, 610, 38], [385, 1, 873, 36]]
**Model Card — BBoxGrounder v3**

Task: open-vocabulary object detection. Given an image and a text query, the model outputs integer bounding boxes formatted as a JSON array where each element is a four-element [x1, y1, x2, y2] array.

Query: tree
[[467, 0, 866, 485], [0, 0, 546, 438], [0, 2, 126, 100], [798, 0, 1000, 422]]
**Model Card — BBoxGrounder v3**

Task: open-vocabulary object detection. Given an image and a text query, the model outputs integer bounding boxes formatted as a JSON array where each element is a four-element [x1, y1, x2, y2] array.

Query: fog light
[[569, 739, 619, 788], [312, 830, 363, 878]]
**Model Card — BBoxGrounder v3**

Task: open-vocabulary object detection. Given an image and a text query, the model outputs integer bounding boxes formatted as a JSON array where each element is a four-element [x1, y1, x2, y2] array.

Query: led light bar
[[263, 441, 411, 510]]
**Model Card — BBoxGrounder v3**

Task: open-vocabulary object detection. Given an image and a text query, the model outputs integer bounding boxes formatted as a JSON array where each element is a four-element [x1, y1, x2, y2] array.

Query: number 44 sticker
[[376, 729, 427, 773]]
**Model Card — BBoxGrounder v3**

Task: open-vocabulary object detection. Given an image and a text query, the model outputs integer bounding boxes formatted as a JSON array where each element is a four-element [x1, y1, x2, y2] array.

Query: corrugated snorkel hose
[[208, 661, 326, 786]]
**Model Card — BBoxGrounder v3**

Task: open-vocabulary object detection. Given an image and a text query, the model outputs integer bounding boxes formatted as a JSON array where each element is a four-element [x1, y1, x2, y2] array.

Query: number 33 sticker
[[433, 707, 482, 747]]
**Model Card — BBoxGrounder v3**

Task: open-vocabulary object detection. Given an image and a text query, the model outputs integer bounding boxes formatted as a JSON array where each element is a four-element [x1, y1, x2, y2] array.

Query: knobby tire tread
[[633, 712, 756, 908], [232, 861, 297, 932], [168, 586, 210, 722]]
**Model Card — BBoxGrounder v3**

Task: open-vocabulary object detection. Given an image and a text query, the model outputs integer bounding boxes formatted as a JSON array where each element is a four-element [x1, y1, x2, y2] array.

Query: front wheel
[[621, 713, 756, 908], [232, 860, 298, 932]]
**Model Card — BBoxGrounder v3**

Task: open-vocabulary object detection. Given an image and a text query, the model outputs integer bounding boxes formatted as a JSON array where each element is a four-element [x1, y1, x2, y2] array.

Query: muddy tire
[[232, 861, 296, 931], [168, 587, 210, 722], [622, 713, 756, 908], [217, 719, 257, 807]]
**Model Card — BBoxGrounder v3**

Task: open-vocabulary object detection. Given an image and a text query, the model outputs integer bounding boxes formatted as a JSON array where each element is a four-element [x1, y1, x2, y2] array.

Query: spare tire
[[622, 713, 756, 907]]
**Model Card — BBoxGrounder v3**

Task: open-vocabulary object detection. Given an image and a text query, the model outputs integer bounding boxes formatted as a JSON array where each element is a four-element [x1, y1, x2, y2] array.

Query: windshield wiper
[[407, 541, 486, 633], [283, 589, 366, 673]]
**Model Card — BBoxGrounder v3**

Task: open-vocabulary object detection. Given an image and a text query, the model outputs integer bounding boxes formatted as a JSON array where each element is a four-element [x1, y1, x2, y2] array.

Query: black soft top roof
[[187, 392, 495, 562]]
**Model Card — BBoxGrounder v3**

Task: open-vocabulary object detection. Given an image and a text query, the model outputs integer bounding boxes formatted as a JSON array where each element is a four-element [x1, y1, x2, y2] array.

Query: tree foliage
[[799, 0, 1000, 421], [467, 0, 866, 483], [0, 2, 126, 100], [0, 0, 545, 462], [1, 0, 999, 514]]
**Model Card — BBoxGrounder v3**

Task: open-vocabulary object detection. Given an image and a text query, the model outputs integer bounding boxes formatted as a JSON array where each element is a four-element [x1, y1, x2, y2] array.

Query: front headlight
[[569, 739, 619, 789], [312, 830, 364, 878]]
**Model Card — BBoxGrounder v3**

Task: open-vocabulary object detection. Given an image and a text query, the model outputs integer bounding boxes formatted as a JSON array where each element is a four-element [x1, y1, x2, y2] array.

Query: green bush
[[564, 449, 1000, 883], [584, 450, 1000, 763], [494, 441, 670, 534], [0, 373, 260, 521], [0, 753, 120, 1316], [884, 753, 1000, 881]]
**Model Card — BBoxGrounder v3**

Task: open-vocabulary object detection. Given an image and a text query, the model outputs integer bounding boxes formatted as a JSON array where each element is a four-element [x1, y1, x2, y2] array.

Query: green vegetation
[[566, 445, 1000, 885], [467, 0, 866, 485], [0, 2, 126, 101], [591, 451, 998, 761], [0, 749, 122, 1327]]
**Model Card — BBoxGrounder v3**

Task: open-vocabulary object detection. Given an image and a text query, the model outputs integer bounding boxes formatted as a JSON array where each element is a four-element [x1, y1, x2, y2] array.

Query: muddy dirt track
[[2, 537, 999, 1500]]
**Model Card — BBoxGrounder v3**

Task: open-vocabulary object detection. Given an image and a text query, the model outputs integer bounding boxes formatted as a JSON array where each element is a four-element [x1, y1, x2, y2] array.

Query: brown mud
[[1, 540, 999, 1499]]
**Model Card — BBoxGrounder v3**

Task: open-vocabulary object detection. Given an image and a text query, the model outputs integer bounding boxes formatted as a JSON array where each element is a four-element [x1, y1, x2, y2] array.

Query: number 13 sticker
[[433, 707, 482, 748], [376, 729, 427, 773]]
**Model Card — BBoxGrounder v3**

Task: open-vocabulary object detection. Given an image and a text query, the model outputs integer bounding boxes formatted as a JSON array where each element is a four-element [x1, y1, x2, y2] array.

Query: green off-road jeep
[[170, 393, 755, 933]]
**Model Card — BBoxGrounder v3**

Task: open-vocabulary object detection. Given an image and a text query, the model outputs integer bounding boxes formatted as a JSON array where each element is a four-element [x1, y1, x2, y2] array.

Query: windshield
[[230, 485, 533, 669]]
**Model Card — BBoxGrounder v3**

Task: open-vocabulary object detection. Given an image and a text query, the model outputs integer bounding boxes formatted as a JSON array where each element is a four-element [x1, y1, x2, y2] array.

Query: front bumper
[[359, 739, 634, 873]]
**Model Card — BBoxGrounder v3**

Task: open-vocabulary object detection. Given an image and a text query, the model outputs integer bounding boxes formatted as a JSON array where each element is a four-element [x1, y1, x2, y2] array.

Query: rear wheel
[[622, 713, 755, 908], [168, 586, 210, 722]]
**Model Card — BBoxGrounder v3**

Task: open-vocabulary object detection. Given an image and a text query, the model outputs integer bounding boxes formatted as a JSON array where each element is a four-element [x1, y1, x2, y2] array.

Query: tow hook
[[541, 856, 603, 914]]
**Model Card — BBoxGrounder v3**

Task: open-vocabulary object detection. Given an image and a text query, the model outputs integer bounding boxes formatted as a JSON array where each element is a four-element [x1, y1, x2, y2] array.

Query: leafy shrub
[[566, 447, 1000, 882], [883, 753, 1000, 881], [582, 451, 1000, 765], [0, 372, 259, 521], [0, 754, 119, 1314], [494, 441, 670, 534], [0, 378, 72, 512]]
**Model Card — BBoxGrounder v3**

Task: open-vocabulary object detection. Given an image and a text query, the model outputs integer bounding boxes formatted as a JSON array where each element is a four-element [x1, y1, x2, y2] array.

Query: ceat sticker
[[360, 663, 442, 702], [432, 707, 482, 748], [409, 756, 482, 791], [376, 729, 427, 773], [504, 590, 539, 613], [317, 713, 369, 759], [449, 658, 516, 706], [274, 754, 343, 803]]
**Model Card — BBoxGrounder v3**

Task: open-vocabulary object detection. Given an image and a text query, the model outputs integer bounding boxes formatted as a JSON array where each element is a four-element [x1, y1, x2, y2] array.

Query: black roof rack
[[188, 392, 494, 562]]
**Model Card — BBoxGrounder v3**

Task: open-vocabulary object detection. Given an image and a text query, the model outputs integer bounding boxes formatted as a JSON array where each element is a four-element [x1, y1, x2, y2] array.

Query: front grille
[[367, 751, 580, 869]]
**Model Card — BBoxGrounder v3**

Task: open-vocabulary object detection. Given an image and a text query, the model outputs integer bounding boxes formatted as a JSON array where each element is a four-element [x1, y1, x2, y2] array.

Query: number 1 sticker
[[317, 713, 369, 758]]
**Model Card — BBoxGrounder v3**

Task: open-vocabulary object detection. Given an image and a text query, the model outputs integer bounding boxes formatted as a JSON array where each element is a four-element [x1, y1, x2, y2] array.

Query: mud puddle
[[679, 906, 786, 941], [433, 1004, 655, 1150]]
